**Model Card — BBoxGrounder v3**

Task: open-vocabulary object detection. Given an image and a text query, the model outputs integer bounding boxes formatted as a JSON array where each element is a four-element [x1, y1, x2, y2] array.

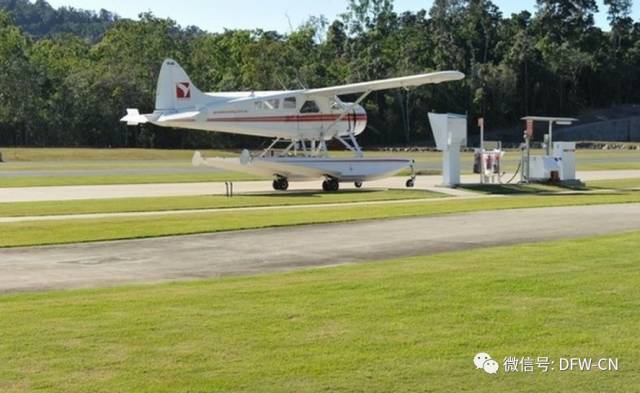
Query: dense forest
[[0, 0, 639, 148]]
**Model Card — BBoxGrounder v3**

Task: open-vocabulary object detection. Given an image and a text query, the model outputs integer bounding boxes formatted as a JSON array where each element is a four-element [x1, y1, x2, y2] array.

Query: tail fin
[[155, 59, 205, 111]]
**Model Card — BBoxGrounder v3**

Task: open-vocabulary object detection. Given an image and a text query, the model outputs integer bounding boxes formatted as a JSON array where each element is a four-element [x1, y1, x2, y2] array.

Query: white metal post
[[547, 121, 553, 156], [479, 118, 485, 184]]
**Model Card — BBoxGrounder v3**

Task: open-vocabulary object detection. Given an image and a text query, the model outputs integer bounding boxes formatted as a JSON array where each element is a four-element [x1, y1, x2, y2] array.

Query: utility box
[[529, 156, 560, 181], [428, 113, 467, 186], [553, 142, 576, 180]]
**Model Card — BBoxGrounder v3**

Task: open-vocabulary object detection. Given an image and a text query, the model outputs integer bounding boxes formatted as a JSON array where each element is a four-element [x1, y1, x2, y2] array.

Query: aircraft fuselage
[[152, 92, 367, 141]]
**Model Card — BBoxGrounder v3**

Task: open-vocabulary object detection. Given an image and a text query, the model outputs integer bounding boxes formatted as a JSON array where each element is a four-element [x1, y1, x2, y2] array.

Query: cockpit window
[[255, 99, 280, 110], [283, 97, 297, 109], [265, 99, 279, 110], [300, 100, 320, 113]]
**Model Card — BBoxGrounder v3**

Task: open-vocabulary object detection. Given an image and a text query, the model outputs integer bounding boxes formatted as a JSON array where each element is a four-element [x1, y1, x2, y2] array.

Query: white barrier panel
[[553, 142, 576, 181], [529, 156, 560, 180], [429, 113, 467, 150], [428, 113, 467, 186]]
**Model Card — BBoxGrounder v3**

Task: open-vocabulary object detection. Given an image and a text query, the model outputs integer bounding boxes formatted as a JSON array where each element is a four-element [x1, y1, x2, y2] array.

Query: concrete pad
[[1, 203, 639, 293], [1, 170, 639, 203]]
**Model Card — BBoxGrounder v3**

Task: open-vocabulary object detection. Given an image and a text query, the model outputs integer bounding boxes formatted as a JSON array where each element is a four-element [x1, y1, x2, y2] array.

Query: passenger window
[[283, 96, 297, 109], [254, 101, 264, 110], [300, 100, 320, 113], [264, 99, 280, 110]]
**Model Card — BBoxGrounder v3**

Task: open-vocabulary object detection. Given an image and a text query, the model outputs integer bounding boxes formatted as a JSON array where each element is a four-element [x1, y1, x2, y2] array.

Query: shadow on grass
[[459, 183, 591, 195], [588, 184, 640, 192], [240, 189, 429, 199], [245, 190, 377, 198]]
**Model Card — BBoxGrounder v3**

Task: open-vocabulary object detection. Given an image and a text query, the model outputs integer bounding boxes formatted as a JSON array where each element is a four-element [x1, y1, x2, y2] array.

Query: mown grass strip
[[0, 189, 440, 217], [0, 172, 264, 187], [1, 232, 639, 392], [1, 192, 638, 248]]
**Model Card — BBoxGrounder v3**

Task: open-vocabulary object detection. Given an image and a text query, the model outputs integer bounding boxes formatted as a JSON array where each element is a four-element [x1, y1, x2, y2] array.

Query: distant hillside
[[0, 0, 117, 41]]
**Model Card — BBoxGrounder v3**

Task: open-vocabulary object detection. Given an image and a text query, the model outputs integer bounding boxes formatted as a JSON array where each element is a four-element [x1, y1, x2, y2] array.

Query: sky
[[45, 0, 636, 32]]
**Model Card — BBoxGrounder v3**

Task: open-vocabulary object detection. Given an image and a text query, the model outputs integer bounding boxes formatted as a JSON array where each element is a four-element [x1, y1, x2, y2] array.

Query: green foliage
[[0, 0, 116, 41], [0, 0, 639, 148]]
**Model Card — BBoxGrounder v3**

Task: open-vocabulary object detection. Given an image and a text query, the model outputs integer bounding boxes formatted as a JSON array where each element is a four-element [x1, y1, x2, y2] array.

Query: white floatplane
[[122, 59, 464, 191]]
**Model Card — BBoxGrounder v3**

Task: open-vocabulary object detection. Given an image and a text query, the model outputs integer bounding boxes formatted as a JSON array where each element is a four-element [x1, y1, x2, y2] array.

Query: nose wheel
[[406, 161, 416, 188], [354, 181, 363, 189], [273, 177, 289, 191], [322, 178, 340, 192]]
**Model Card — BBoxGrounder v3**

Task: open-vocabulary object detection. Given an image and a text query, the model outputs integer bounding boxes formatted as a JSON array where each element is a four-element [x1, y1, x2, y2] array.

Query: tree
[[535, 0, 598, 44], [605, 0, 633, 49], [0, 0, 117, 41], [0, 10, 43, 145], [1, 0, 640, 148]]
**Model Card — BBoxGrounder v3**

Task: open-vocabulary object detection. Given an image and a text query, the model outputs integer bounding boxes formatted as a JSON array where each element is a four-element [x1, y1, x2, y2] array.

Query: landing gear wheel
[[354, 181, 363, 189], [273, 178, 289, 191], [280, 178, 289, 191], [406, 179, 415, 188], [323, 178, 339, 192]]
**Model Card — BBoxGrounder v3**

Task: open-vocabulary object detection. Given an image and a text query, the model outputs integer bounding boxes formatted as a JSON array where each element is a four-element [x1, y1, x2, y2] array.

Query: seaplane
[[122, 59, 464, 191]]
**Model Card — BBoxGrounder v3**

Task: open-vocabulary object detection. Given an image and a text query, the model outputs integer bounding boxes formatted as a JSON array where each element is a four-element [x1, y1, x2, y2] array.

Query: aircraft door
[[283, 96, 300, 137], [299, 99, 322, 139]]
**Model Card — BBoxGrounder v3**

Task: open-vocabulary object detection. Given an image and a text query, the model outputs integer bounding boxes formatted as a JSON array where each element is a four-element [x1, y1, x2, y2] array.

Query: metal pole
[[547, 121, 553, 156], [520, 142, 525, 184], [479, 119, 485, 184], [526, 136, 531, 183]]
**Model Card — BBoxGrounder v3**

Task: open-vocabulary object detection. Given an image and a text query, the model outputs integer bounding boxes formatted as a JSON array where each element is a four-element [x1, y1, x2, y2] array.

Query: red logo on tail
[[176, 82, 191, 99]]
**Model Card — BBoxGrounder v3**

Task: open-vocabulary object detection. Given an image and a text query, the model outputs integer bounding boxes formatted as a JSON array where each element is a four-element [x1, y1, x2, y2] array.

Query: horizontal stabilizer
[[157, 111, 200, 123], [120, 109, 150, 126]]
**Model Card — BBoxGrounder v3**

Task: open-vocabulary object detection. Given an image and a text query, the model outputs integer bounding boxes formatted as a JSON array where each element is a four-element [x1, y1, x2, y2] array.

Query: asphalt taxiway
[[1, 203, 639, 293]]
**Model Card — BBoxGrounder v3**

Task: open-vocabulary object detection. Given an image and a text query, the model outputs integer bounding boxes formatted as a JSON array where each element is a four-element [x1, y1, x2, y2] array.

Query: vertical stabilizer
[[155, 59, 205, 111]]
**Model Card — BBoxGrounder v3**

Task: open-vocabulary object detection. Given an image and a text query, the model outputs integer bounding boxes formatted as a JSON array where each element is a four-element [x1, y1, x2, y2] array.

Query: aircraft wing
[[304, 71, 464, 97], [121, 109, 200, 126]]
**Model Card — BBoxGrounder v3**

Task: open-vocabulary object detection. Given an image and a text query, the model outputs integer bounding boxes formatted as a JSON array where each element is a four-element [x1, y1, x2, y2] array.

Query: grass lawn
[[0, 148, 238, 161], [1, 147, 638, 187], [350, 148, 640, 172], [0, 189, 440, 217], [1, 231, 638, 392], [0, 160, 197, 171], [1, 191, 639, 248], [0, 172, 264, 187], [588, 178, 640, 190]]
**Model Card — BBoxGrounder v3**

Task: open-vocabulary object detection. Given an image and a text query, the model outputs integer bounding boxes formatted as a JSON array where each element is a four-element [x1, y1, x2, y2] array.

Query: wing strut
[[260, 137, 282, 158]]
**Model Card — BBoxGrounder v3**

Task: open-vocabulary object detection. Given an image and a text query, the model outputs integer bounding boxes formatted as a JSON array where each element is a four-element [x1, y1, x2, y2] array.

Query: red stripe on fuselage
[[206, 114, 367, 123]]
